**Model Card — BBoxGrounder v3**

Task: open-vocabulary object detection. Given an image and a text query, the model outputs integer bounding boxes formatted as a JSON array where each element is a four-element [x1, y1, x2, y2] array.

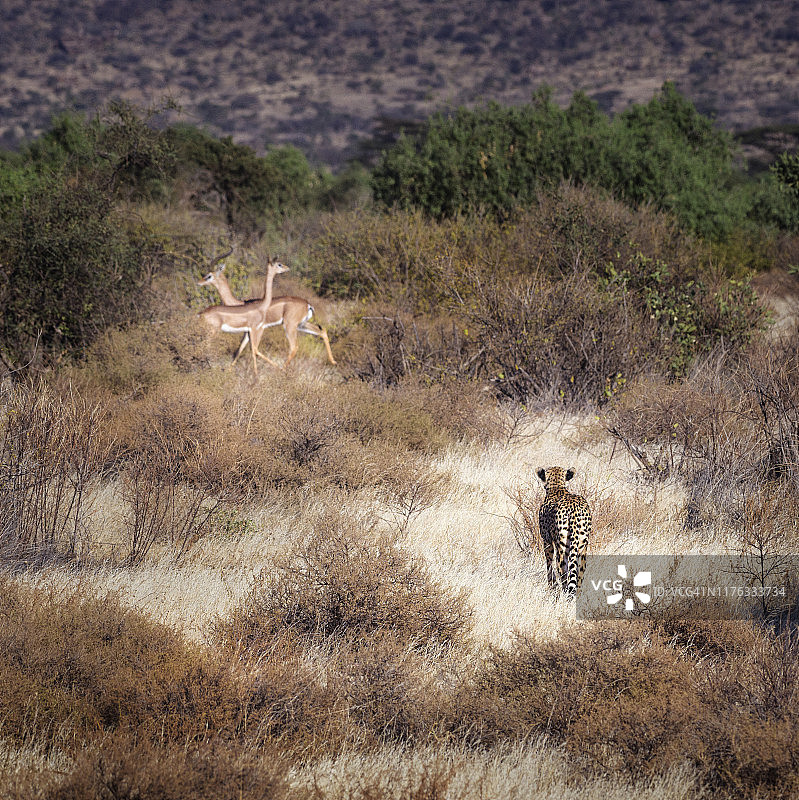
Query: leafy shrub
[[608, 82, 743, 239], [772, 151, 799, 203], [3, 102, 175, 198], [0, 103, 174, 369], [318, 160, 373, 210], [753, 151, 799, 232], [206, 505, 258, 540], [372, 88, 613, 219], [373, 83, 747, 239], [0, 174, 149, 368], [166, 124, 329, 233]]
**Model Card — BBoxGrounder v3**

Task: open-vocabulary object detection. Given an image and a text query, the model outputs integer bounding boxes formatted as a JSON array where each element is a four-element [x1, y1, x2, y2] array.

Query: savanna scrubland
[[2, 90, 799, 799]]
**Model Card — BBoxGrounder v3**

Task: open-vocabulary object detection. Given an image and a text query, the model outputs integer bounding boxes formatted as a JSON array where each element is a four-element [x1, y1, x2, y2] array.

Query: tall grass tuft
[[0, 382, 112, 564]]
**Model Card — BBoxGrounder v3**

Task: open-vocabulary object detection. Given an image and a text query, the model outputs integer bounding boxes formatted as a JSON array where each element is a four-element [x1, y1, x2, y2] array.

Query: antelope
[[198, 259, 336, 368], [197, 248, 240, 306], [198, 259, 288, 374], [197, 250, 250, 363]]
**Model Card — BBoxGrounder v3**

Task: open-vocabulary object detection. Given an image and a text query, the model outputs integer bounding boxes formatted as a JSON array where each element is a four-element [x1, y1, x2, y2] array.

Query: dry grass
[[3, 380, 797, 798], [4, 198, 799, 798], [0, 577, 249, 756], [4, 401, 702, 645], [291, 741, 702, 800]]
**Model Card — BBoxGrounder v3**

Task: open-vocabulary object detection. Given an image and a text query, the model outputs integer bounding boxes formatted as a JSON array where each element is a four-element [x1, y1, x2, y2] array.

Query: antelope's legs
[[296, 321, 337, 366]]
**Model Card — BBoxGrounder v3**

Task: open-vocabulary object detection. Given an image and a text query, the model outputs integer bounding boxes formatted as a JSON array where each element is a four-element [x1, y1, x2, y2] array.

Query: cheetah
[[536, 466, 592, 596]]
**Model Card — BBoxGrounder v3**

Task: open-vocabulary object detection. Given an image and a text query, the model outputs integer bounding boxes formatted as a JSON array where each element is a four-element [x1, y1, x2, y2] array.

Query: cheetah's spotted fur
[[537, 466, 592, 596]]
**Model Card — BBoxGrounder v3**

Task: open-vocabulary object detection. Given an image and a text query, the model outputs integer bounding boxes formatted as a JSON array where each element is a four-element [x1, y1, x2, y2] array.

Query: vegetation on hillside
[[373, 82, 799, 239], [3, 0, 798, 168], [1, 91, 799, 799], [312, 193, 762, 402]]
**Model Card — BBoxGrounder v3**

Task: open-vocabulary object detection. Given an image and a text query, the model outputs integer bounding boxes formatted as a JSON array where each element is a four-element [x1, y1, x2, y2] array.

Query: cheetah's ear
[[566, 468, 575, 481], [536, 468, 546, 483]]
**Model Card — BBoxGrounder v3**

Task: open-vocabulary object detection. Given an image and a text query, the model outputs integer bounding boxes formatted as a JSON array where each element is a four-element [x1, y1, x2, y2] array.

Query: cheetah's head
[[537, 466, 575, 488]]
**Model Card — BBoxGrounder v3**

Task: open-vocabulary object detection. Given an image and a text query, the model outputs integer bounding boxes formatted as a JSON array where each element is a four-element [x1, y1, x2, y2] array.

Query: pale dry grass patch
[[14, 499, 305, 641], [0, 737, 73, 789], [5, 402, 727, 651], [390, 411, 725, 645], [10, 566, 233, 642], [11, 490, 410, 643], [289, 741, 701, 800]]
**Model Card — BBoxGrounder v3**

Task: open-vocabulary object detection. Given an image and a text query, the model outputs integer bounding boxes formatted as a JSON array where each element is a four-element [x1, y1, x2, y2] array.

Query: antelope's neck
[[260, 271, 276, 308], [216, 281, 238, 305]]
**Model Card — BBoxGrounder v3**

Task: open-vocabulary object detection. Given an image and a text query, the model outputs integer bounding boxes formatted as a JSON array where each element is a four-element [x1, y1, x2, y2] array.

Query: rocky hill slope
[[1, 0, 798, 166]]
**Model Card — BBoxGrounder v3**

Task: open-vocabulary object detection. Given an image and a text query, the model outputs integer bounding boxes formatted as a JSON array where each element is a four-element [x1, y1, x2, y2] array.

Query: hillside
[[2, 0, 799, 165]]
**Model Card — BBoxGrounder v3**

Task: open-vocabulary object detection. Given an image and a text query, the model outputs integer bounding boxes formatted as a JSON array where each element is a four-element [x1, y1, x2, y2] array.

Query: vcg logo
[[590, 564, 651, 612]]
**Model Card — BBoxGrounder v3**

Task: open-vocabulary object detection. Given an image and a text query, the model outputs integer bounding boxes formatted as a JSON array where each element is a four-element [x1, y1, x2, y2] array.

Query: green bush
[[373, 83, 754, 240], [772, 151, 799, 200], [0, 171, 154, 368], [4, 102, 176, 199], [752, 151, 799, 232], [607, 82, 743, 239], [0, 103, 174, 369], [165, 125, 329, 233], [4, 112, 95, 172], [372, 87, 611, 219]]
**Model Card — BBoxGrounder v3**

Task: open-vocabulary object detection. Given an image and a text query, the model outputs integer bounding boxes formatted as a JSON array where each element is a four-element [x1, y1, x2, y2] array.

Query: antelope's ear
[[536, 468, 546, 483], [566, 468, 575, 481]]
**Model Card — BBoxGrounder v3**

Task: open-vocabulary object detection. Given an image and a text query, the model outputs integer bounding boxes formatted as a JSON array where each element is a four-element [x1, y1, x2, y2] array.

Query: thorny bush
[[212, 514, 472, 654]]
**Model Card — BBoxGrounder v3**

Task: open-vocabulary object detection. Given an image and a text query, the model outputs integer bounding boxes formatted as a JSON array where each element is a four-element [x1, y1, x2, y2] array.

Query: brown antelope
[[197, 248, 240, 306], [198, 259, 288, 374], [198, 259, 336, 368], [197, 249, 250, 362]]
